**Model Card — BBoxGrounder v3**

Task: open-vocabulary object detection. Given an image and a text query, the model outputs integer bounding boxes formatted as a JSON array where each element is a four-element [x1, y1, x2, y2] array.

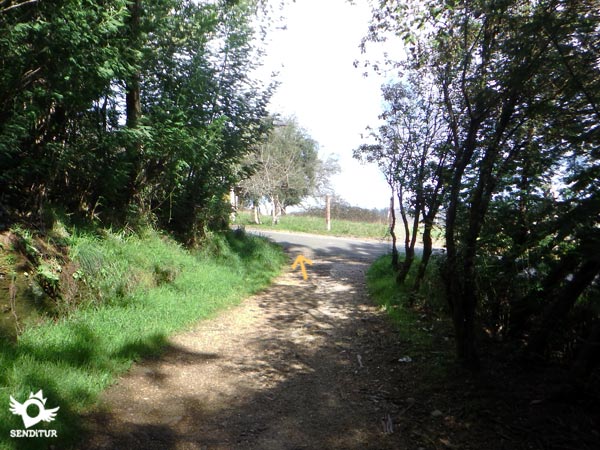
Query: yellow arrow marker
[[291, 255, 313, 280]]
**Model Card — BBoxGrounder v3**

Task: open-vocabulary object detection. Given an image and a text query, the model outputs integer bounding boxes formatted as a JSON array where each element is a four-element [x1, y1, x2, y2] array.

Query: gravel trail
[[81, 236, 414, 450]]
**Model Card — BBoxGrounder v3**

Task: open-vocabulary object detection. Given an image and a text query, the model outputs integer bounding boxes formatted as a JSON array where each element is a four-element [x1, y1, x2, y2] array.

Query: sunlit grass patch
[[366, 254, 453, 377], [0, 228, 286, 450], [236, 211, 390, 239], [366, 255, 432, 347]]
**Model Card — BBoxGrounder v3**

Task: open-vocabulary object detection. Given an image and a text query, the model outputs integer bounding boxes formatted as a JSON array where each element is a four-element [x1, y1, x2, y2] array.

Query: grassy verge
[[366, 254, 452, 373], [366, 255, 432, 348], [0, 228, 286, 450], [236, 211, 390, 239]]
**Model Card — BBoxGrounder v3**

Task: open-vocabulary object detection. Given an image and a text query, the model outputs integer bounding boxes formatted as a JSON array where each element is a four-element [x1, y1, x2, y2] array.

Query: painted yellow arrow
[[291, 254, 313, 280]]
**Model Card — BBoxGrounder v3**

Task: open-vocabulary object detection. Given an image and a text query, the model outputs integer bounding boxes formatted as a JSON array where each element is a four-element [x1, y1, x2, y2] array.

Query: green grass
[[366, 255, 432, 347], [366, 254, 452, 374], [236, 211, 390, 239], [0, 228, 286, 450]]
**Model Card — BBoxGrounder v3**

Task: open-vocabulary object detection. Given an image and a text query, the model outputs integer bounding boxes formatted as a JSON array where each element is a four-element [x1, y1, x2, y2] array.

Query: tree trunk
[[126, 0, 141, 126], [253, 202, 260, 224], [454, 304, 480, 369], [402, 194, 423, 288], [125, 0, 143, 209], [126, 79, 141, 129], [442, 118, 482, 368], [325, 194, 331, 231], [389, 193, 399, 270], [397, 252, 414, 285], [414, 154, 445, 293], [229, 188, 237, 223], [397, 187, 413, 284], [444, 267, 480, 369], [414, 216, 433, 292], [271, 195, 281, 225]]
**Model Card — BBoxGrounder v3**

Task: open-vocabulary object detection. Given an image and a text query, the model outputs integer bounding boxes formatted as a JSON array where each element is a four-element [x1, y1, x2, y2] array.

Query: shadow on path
[[78, 248, 418, 450]]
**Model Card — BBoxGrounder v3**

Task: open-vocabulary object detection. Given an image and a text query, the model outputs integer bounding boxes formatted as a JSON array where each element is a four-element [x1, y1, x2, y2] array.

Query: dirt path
[[80, 253, 418, 450]]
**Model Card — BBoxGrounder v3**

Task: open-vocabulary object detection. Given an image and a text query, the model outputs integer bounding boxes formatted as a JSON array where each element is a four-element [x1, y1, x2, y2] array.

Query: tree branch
[[0, 0, 38, 14]]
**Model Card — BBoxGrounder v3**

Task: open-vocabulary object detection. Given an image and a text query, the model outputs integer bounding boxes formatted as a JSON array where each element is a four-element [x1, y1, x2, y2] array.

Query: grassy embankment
[[0, 226, 286, 450], [236, 210, 390, 239], [365, 254, 452, 372]]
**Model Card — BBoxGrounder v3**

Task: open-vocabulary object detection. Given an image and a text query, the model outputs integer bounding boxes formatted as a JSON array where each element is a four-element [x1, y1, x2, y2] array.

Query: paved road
[[248, 229, 393, 262]]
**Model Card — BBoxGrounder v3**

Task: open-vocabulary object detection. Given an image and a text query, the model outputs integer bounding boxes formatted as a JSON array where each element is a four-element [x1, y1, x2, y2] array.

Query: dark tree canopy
[[0, 0, 275, 244], [361, 0, 600, 371]]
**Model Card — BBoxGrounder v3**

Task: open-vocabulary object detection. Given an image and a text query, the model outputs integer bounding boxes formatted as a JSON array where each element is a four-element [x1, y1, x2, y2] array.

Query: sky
[[258, 0, 394, 209]]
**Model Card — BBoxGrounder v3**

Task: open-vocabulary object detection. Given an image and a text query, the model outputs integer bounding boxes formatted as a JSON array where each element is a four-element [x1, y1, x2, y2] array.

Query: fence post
[[325, 194, 331, 231]]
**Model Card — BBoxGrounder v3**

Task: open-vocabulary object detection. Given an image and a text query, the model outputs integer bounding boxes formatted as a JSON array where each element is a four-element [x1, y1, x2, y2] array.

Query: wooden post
[[229, 188, 237, 222], [325, 194, 331, 231]]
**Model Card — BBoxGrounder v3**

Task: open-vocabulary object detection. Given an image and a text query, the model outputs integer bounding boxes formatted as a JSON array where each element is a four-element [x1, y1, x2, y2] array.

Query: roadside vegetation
[[357, 0, 600, 378], [366, 254, 451, 370], [0, 2, 329, 448], [0, 0, 278, 246], [0, 224, 285, 450], [367, 253, 599, 450]]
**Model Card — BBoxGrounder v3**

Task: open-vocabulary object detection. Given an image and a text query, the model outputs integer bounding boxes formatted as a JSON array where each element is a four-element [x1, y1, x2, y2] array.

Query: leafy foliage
[[240, 116, 337, 223], [0, 0, 274, 244], [363, 0, 600, 372], [0, 227, 285, 449]]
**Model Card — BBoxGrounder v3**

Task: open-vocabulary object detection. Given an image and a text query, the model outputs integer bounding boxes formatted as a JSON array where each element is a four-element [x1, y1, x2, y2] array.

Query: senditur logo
[[9, 390, 59, 438]]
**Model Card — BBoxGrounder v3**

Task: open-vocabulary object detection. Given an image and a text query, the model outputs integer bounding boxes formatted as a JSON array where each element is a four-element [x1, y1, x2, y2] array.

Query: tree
[[431, 0, 599, 368], [364, 0, 600, 370], [0, 0, 133, 222], [354, 134, 403, 270], [240, 117, 332, 224], [136, 0, 274, 242], [0, 0, 277, 244], [354, 75, 446, 290]]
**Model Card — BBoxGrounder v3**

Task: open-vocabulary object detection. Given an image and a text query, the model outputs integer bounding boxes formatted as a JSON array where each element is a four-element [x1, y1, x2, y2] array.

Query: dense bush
[[362, 0, 600, 373], [0, 0, 272, 243]]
